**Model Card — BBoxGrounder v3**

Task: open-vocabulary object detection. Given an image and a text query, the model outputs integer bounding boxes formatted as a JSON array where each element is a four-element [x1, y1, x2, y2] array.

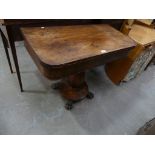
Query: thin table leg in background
[[0, 28, 13, 73], [6, 25, 23, 92]]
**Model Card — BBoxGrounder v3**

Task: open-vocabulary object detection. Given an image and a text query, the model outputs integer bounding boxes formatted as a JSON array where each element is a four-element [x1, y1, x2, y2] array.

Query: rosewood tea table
[[21, 24, 136, 110]]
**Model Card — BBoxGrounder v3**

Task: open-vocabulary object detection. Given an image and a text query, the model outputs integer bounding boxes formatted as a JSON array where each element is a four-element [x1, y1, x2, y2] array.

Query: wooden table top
[[129, 24, 155, 46], [21, 24, 136, 66]]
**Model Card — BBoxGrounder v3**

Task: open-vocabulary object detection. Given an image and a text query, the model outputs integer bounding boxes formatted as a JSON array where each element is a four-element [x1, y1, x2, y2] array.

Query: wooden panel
[[21, 24, 136, 66], [129, 24, 155, 46], [105, 45, 143, 84], [105, 46, 142, 84]]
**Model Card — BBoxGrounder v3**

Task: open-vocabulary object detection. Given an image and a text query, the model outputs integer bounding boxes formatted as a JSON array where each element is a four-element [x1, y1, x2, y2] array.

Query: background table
[[0, 19, 124, 92]]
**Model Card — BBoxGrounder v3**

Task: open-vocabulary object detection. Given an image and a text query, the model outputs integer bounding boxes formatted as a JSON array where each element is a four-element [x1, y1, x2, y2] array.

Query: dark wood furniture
[[0, 28, 13, 73], [21, 24, 136, 109], [1, 19, 124, 92]]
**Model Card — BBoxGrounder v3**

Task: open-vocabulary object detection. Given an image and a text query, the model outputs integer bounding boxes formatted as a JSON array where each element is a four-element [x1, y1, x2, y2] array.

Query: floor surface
[[0, 36, 155, 135]]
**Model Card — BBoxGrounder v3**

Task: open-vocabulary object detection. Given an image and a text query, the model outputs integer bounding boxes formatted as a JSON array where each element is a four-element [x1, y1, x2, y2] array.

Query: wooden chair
[[105, 22, 155, 84]]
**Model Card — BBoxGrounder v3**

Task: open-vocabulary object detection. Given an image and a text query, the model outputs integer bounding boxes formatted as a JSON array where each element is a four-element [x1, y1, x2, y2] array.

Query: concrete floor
[[0, 36, 155, 135]]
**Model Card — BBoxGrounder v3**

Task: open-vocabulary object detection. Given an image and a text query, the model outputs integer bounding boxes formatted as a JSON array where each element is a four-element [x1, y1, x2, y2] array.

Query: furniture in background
[[21, 24, 135, 109], [0, 28, 13, 73], [105, 21, 155, 84], [0, 19, 124, 92], [120, 19, 155, 35], [121, 19, 155, 71], [0, 19, 13, 73], [146, 55, 155, 67]]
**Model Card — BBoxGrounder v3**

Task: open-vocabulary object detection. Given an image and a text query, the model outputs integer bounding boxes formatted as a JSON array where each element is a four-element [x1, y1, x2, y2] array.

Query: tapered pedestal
[[52, 72, 94, 110]]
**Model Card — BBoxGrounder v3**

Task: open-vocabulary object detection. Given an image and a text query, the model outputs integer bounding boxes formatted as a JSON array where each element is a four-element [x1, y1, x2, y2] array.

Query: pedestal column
[[52, 72, 94, 110]]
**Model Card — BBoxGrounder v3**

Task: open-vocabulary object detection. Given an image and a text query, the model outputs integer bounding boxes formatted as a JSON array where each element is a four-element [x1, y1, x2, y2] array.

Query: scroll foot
[[86, 92, 94, 99], [65, 101, 74, 110], [51, 83, 61, 90]]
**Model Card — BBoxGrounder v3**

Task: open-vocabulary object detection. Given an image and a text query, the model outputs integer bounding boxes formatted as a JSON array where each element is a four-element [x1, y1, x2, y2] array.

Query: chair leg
[[0, 29, 13, 73]]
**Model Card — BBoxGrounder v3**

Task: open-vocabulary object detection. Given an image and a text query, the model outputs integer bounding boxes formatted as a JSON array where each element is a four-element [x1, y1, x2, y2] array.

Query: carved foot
[[51, 82, 62, 90], [65, 101, 74, 110], [86, 92, 94, 99]]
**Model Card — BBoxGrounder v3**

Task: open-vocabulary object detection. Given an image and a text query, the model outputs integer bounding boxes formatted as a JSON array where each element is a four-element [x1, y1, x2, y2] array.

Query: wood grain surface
[[21, 24, 136, 66], [21, 24, 136, 80]]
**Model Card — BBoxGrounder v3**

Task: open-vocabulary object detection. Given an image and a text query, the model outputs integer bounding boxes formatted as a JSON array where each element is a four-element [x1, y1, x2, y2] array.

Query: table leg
[[6, 25, 23, 92], [0, 29, 13, 73], [52, 72, 94, 110]]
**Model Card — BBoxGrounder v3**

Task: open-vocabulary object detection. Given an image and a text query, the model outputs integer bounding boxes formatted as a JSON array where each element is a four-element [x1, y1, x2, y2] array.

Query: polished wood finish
[[59, 72, 89, 101], [21, 24, 135, 108], [21, 24, 136, 80]]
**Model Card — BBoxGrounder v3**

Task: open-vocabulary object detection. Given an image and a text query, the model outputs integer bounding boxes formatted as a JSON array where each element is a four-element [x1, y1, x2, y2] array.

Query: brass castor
[[51, 83, 61, 90], [65, 101, 74, 110], [86, 92, 94, 99]]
